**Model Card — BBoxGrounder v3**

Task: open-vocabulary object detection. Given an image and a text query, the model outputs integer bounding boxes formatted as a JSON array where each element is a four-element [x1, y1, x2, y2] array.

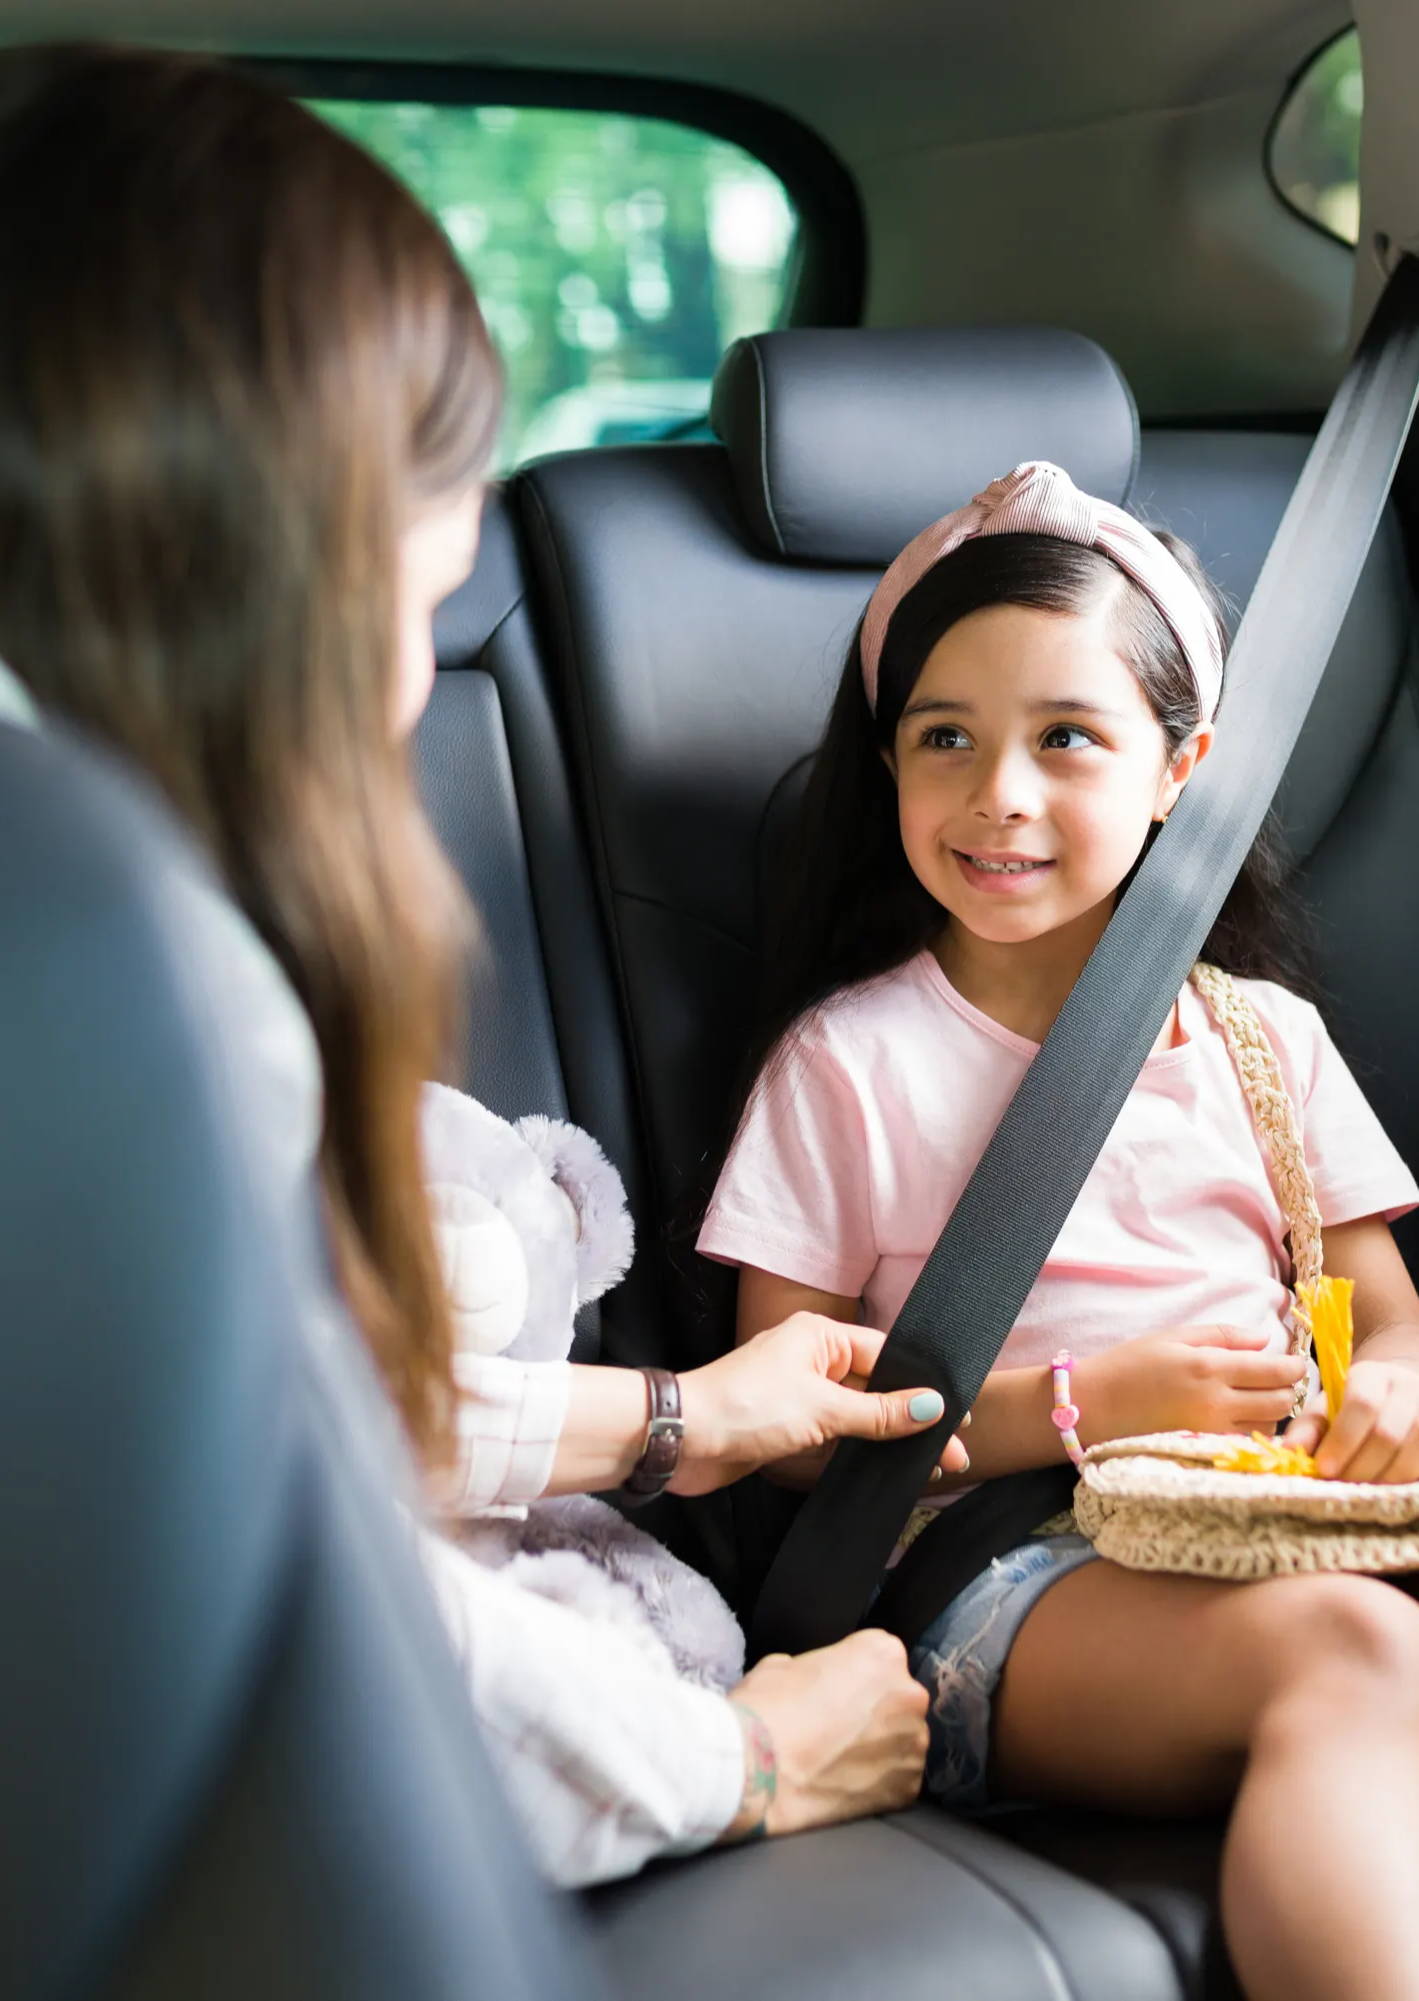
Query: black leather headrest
[[710, 326, 1139, 566]]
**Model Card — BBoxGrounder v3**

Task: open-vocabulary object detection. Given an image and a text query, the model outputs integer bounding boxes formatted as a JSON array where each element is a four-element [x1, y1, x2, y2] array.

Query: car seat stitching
[[614, 886, 755, 956], [750, 338, 789, 556], [439, 588, 526, 671]]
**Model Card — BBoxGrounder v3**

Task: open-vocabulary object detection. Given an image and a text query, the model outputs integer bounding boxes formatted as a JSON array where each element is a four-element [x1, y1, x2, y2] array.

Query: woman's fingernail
[[960, 1409, 973, 1428], [909, 1391, 945, 1424]]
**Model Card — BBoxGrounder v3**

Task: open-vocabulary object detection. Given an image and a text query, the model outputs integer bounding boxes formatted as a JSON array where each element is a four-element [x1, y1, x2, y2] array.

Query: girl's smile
[[952, 848, 1057, 893]]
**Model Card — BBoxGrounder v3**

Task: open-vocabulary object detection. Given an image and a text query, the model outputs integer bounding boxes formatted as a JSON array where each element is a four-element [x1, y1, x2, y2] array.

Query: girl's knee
[[1263, 1575, 1419, 1707]]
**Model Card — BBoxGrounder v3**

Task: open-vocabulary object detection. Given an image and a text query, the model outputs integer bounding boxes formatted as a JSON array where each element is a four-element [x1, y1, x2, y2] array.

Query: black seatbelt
[[750, 253, 1419, 1661]]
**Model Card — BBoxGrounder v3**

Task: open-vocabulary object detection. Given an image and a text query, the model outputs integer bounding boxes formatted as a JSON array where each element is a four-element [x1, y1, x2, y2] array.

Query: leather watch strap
[[620, 1366, 684, 1504]]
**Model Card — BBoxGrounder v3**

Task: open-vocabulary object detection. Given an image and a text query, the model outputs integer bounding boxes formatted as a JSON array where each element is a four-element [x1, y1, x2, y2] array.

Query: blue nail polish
[[909, 1390, 945, 1424]]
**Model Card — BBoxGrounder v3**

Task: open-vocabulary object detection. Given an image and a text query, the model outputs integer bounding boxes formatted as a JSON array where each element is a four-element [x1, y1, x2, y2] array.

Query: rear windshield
[[307, 98, 799, 467]]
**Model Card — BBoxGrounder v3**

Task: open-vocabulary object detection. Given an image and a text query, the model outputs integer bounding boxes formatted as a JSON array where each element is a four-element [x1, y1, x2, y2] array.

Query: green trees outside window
[[309, 98, 798, 466]]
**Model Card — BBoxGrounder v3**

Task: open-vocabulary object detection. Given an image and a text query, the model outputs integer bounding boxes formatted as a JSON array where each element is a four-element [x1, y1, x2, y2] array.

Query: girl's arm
[[1287, 1215, 1419, 1481], [736, 1267, 861, 1343]]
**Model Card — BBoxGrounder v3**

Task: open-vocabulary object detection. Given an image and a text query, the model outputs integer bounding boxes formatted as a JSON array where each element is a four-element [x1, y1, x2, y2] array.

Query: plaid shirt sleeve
[[420, 1528, 744, 1886], [446, 1351, 572, 1513]]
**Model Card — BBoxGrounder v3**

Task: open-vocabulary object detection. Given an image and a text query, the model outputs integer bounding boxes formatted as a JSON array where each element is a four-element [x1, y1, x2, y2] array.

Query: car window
[[307, 98, 798, 467], [1268, 29, 1362, 245]]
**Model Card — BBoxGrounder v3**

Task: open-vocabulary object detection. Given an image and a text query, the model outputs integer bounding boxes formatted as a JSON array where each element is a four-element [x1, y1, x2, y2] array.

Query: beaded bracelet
[[1050, 1350, 1085, 1468]]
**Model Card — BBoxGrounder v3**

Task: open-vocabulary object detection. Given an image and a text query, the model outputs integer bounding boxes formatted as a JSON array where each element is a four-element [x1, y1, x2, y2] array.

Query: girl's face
[[888, 599, 1212, 953], [392, 487, 484, 739]]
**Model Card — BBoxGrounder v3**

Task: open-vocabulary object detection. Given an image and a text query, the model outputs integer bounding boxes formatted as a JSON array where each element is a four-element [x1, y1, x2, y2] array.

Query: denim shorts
[[908, 1533, 1097, 1811]]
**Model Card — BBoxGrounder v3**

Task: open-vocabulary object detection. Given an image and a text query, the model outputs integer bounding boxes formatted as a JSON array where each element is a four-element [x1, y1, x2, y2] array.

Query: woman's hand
[[1078, 1325, 1306, 1445], [672, 1312, 968, 1497], [720, 1630, 929, 1842], [1287, 1359, 1419, 1482]]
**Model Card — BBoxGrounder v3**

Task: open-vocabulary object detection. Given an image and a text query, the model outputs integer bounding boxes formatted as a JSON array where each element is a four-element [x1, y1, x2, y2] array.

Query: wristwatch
[[620, 1366, 684, 1504]]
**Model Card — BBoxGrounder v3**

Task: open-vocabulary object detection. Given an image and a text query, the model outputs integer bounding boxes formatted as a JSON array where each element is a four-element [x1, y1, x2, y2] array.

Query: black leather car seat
[[0, 708, 603, 2001], [420, 487, 668, 1368]]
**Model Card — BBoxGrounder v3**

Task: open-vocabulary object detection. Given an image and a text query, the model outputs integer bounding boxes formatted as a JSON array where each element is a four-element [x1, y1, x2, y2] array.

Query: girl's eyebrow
[[901, 695, 1128, 721]]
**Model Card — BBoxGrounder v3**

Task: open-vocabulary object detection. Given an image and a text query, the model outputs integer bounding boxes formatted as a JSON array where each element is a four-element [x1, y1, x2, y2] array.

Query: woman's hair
[[746, 528, 1314, 1091], [0, 46, 502, 1464]]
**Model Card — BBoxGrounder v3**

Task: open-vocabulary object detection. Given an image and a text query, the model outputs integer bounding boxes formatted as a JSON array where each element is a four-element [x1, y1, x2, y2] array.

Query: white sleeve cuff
[[447, 1352, 572, 1512]]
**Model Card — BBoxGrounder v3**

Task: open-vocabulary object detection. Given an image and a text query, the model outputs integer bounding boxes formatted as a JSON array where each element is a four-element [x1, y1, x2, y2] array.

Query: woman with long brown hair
[[0, 43, 957, 1884]]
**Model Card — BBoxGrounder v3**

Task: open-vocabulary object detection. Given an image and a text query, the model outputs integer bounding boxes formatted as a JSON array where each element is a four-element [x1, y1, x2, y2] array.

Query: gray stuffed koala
[[421, 1082, 745, 1691]]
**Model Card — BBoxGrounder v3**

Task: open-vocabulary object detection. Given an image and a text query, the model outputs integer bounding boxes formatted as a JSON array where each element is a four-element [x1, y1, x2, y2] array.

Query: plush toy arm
[[427, 1180, 530, 1356], [514, 1116, 635, 1306]]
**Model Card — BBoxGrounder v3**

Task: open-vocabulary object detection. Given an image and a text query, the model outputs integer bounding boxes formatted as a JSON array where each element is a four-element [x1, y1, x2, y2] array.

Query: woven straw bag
[[1070, 964, 1419, 1580]]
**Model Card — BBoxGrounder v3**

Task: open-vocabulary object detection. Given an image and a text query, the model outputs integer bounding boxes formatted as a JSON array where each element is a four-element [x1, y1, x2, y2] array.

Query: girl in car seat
[[702, 458, 1419, 2001]]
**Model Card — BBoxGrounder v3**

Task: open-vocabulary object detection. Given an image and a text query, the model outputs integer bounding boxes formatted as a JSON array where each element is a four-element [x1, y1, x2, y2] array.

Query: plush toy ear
[[514, 1117, 635, 1306]]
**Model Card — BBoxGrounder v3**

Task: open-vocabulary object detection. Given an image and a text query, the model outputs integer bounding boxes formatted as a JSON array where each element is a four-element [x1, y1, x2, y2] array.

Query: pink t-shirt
[[699, 951, 1417, 1366]]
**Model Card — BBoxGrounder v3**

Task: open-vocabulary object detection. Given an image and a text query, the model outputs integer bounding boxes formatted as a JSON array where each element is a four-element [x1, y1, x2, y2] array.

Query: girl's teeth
[[969, 857, 1043, 874]]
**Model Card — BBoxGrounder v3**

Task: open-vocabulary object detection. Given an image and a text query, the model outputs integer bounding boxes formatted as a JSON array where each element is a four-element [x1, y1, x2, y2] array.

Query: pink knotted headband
[[859, 461, 1224, 724]]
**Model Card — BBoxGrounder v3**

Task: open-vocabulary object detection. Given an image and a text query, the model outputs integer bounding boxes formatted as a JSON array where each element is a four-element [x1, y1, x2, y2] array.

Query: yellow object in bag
[[1296, 1273, 1356, 1418], [1211, 1434, 1319, 1478]]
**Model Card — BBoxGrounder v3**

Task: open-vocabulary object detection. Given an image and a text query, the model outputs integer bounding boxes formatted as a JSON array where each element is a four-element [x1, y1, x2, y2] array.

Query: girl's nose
[[968, 749, 1040, 823]]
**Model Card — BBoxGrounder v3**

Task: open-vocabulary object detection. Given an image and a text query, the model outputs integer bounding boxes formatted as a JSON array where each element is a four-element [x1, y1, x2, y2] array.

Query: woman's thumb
[[837, 1384, 946, 1442], [887, 1388, 971, 1471]]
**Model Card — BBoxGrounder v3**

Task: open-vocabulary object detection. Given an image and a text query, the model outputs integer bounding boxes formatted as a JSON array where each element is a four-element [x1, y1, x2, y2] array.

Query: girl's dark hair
[[745, 529, 1314, 1093], [0, 46, 502, 1468]]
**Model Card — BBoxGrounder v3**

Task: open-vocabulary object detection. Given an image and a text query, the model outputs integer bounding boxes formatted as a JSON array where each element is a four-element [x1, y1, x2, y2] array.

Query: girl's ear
[[879, 744, 898, 781], [1153, 724, 1214, 823]]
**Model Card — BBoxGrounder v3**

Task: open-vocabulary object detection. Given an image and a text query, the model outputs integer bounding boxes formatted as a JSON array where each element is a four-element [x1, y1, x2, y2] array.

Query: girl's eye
[[921, 724, 971, 751], [1040, 723, 1097, 751]]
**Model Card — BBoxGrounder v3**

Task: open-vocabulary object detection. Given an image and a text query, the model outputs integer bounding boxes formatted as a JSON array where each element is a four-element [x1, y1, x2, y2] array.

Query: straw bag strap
[[1188, 963, 1323, 1364]]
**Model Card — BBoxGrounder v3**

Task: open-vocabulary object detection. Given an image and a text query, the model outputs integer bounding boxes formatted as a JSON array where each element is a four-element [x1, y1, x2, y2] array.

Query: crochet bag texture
[[1070, 966, 1419, 1580]]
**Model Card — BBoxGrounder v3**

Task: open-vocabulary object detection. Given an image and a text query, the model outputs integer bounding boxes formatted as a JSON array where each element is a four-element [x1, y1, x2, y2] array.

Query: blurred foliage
[[308, 97, 797, 465], [1269, 29, 1362, 244]]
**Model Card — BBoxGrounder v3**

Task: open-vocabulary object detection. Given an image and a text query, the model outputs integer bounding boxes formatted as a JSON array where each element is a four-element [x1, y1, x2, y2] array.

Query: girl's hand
[[1287, 1359, 1419, 1483], [1078, 1325, 1306, 1444], [672, 1312, 968, 1497]]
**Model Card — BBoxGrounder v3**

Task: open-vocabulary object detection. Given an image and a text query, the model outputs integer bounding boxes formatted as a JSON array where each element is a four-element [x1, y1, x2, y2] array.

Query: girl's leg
[[992, 1564, 1419, 2001]]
